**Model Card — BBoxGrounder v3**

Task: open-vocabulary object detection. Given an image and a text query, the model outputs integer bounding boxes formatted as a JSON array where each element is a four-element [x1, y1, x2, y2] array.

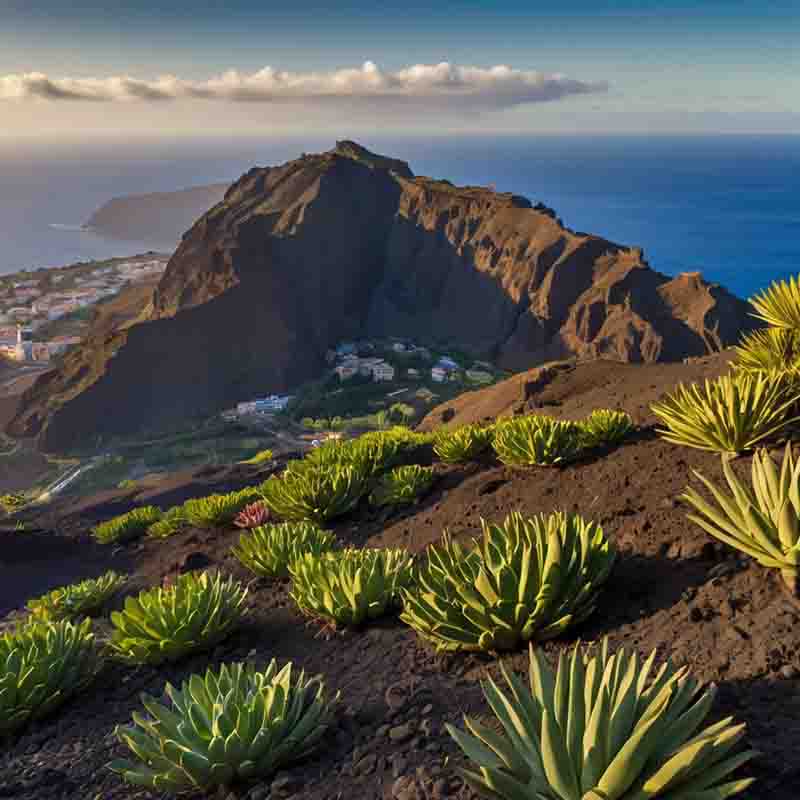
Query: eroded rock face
[[9, 141, 758, 451]]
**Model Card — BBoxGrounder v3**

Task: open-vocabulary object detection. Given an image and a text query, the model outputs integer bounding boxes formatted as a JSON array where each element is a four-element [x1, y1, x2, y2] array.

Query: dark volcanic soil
[[2, 353, 800, 800]]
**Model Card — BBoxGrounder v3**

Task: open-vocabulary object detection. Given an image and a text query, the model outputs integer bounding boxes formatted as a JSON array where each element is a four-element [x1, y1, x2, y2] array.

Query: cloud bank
[[0, 62, 606, 110]]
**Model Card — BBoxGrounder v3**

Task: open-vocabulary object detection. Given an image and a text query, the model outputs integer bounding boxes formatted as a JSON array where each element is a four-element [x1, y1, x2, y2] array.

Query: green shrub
[[93, 506, 163, 544], [434, 424, 494, 463], [492, 416, 584, 466], [182, 488, 261, 529], [26, 570, 127, 621], [109, 571, 248, 665], [146, 505, 187, 539], [751, 273, 800, 329], [683, 443, 800, 594], [239, 448, 274, 466], [581, 408, 635, 448], [232, 522, 336, 578], [370, 465, 435, 507], [448, 640, 755, 800], [401, 511, 615, 652], [110, 660, 338, 793], [261, 462, 369, 524], [651, 372, 799, 454], [290, 548, 414, 627], [0, 619, 100, 737]]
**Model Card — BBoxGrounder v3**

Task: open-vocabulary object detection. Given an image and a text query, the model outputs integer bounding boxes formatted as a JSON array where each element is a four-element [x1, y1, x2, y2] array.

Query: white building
[[431, 367, 447, 383], [373, 363, 395, 382], [335, 364, 358, 381]]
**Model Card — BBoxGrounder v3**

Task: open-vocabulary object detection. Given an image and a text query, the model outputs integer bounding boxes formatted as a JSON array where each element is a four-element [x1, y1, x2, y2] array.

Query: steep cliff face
[[9, 141, 758, 451]]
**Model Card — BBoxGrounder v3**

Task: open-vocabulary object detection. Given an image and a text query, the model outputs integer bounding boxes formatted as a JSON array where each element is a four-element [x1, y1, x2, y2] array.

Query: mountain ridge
[[8, 141, 759, 451]]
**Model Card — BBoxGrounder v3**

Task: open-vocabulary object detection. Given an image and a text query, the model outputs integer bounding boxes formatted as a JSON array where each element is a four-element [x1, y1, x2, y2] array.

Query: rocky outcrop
[[9, 141, 758, 451], [85, 183, 229, 243]]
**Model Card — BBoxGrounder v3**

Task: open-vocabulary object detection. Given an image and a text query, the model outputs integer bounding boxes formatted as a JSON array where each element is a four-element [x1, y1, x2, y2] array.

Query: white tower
[[14, 324, 32, 362]]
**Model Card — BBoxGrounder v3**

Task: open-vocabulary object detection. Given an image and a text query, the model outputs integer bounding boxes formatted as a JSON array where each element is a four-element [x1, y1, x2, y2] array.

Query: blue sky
[[2, 0, 799, 138]]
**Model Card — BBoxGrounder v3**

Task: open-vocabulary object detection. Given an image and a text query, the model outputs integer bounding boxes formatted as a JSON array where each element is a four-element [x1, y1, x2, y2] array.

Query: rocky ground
[[2, 351, 799, 800]]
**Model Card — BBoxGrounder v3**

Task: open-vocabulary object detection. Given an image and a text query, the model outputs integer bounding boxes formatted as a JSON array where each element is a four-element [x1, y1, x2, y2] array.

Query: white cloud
[[0, 62, 607, 109]]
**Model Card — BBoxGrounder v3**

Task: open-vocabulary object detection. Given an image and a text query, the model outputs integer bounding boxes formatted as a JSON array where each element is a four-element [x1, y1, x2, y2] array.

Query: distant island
[[85, 183, 230, 242]]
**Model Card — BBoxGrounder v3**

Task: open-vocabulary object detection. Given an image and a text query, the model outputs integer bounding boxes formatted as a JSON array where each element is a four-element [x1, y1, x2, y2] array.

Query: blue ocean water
[[0, 134, 798, 299]]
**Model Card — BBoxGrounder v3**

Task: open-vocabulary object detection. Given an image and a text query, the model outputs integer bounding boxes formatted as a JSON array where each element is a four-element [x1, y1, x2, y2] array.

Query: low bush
[[232, 522, 336, 578], [110, 660, 338, 793], [146, 506, 187, 539], [93, 506, 163, 544], [581, 408, 635, 448], [182, 488, 262, 529], [434, 424, 494, 463], [370, 465, 435, 508], [26, 570, 127, 621], [448, 640, 755, 800], [683, 443, 800, 594], [290, 547, 414, 627], [734, 327, 800, 375], [109, 571, 248, 665], [261, 462, 369, 524], [0, 618, 100, 737], [651, 372, 799, 454], [401, 511, 615, 652], [492, 416, 584, 466], [234, 500, 271, 529]]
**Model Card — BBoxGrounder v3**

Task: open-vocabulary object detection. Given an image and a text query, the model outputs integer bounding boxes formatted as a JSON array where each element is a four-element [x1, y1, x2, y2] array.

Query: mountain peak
[[330, 140, 414, 178]]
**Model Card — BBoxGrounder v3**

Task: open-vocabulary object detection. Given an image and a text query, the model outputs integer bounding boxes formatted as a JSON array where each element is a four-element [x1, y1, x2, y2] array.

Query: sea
[[0, 134, 798, 299]]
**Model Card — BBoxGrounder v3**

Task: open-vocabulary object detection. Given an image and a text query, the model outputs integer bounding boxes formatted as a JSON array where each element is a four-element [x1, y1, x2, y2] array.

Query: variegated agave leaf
[[750, 273, 800, 329], [109, 660, 339, 792], [0, 618, 100, 736], [108, 571, 248, 664], [400, 511, 615, 652], [581, 409, 635, 449], [290, 547, 414, 626], [93, 506, 163, 544], [370, 465, 436, 507], [682, 443, 800, 593], [492, 416, 585, 467], [447, 640, 756, 800], [182, 488, 262, 529], [232, 521, 336, 578], [734, 327, 800, 375], [651, 372, 800, 454]]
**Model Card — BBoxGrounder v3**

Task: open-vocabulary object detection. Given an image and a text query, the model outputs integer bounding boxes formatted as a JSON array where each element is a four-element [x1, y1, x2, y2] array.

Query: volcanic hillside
[[9, 141, 757, 451], [2, 353, 799, 800]]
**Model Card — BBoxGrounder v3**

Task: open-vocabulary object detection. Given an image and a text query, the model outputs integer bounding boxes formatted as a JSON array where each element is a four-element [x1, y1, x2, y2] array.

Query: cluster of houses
[[0, 257, 168, 362], [328, 339, 495, 386], [234, 394, 295, 417]]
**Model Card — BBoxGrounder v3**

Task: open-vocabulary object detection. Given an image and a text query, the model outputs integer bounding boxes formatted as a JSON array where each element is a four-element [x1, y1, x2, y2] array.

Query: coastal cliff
[[10, 141, 758, 451]]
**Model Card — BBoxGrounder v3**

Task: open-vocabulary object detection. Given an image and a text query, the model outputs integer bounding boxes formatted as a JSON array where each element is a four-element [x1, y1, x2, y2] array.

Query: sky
[[1, 0, 799, 141]]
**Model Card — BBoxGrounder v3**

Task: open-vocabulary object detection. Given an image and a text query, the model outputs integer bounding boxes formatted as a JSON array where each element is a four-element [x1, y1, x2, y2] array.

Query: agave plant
[[260, 462, 369, 524], [651, 371, 799, 454], [182, 488, 262, 529], [447, 640, 756, 800], [401, 512, 615, 652], [147, 506, 188, 539], [109, 571, 248, 664], [750, 273, 800, 329], [581, 409, 635, 449], [370, 465, 436, 508], [93, 506, 163, 544], [492, 416, 584, 467], [232, 522, 336, 578], [682, 443, 800, 594], [110, 660, 339, 793], [290, 547, 414, 626], [434, 424, 494, 463], [26, 570, 127, 621], [234, 501, 271, 529], [239, 448, 274, 466], [734, 327, 800, 375], [0, 618, 100, 736]]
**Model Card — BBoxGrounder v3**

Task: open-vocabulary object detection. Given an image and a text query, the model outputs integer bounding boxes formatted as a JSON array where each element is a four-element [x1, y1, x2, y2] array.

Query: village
[[0, 255, 168, 362]]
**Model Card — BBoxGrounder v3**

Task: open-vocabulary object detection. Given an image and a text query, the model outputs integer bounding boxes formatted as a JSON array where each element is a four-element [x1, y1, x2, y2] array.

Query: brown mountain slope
[[9, 141, 757, 451]]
